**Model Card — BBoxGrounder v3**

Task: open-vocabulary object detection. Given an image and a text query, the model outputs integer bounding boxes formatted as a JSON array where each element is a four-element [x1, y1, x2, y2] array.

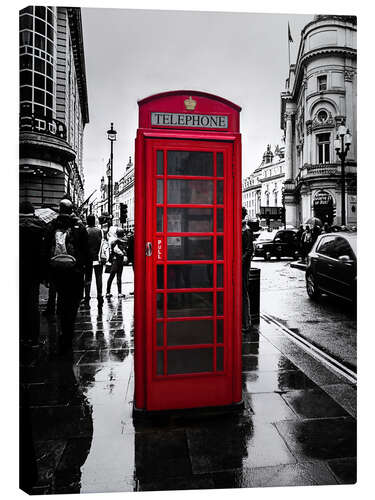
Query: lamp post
[[106, 122, 117, 217], [334, 126, 352, 226]]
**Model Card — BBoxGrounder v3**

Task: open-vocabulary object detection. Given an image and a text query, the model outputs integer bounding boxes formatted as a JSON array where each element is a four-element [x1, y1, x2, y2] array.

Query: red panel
[[138, 90, 240, 133]]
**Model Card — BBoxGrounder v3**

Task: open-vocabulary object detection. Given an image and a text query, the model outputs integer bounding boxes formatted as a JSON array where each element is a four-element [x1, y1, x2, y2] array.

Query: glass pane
[[157, 351, 164, 375], [157, 180, 163, 204], [157, 294, 164, 318], [217, 264, 223, 288], [217, 208, 224, 232], [168, 180, 214, 204], [217, 236, 223, 259], [167, 292, 213, 317], [167, 320, 214, 346], [157, 207, 163, 232], [217, 180, 224, 204], [157, 150, 164, 174], [156, 322, 164, 346], [217, 320, 224, 343], [217, 347, 224, 371], [217, 292, 223, 315], [167, 236, 213, 260], [167, 348, 213, 374], [167, 151, 213, 176], [167, 264, 213, 288], [157, 266, 164, 289], [167, 207, 213, 232], [217, 153, 224, 177]]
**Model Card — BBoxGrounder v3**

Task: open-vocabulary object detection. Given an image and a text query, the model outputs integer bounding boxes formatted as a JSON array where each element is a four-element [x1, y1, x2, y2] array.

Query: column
[[284, 112, 294, 180]]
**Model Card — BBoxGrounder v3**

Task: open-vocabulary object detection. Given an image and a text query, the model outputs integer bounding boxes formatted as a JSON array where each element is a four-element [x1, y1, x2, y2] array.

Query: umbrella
[[304, 216, 322, 227], [35, 207, 58, 224]]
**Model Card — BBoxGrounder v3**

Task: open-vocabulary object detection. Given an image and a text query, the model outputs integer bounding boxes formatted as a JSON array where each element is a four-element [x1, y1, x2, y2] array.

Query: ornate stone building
[[19, 6, 89, 209], [281, 15, 357, 227], [242, 145, 285, 228], [113, 157, 135, 229]]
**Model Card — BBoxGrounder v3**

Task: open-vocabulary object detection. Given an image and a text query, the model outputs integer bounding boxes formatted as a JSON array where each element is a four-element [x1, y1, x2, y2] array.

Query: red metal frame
[[135, 91, 242, 411]]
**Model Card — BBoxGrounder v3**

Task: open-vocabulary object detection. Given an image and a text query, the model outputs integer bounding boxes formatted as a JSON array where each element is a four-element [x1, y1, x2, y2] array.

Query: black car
[[253, 229, 300, 260], [305, 231, 356, 303]]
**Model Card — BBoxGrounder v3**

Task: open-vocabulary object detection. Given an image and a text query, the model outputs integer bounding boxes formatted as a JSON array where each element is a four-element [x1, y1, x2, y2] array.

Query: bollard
[[248, 267, 261, 324]]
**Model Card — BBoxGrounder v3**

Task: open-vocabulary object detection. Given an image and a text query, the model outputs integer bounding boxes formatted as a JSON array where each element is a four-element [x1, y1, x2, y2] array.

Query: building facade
[[242, 145, 286, 228], [281, 15, 357, 228], [19, 6, 89, 209], [113, 157, 135, 229]]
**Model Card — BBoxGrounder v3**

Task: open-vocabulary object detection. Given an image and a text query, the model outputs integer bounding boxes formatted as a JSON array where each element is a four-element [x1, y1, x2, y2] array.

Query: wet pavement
[[252, 258, 357, 369], [21, 267, 356, 494]]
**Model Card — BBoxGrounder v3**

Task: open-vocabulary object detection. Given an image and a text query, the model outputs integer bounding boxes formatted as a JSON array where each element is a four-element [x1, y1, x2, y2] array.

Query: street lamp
[[106, 122, 117, 217], [334, 126, 352, 226]]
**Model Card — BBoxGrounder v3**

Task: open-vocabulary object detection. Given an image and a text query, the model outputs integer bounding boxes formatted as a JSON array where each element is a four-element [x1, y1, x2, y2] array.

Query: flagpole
[[288, 22, 291, 68]]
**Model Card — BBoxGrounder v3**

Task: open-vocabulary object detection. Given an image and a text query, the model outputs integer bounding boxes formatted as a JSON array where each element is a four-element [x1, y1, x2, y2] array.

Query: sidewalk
[[21, 267, 356, 494]]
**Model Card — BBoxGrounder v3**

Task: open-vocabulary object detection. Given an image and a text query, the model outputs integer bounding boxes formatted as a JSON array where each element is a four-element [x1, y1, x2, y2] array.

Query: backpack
[[99, 231, 110, 264], [49, 227, 77, 271]]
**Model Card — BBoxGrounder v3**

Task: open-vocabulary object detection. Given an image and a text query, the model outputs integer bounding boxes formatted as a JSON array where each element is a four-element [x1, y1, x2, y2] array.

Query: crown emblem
[[184, 96, 197, 110]]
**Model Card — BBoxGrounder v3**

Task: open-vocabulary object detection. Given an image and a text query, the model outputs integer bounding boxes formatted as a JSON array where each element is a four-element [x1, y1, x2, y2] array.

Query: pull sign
[[156, 238, 163, 260]]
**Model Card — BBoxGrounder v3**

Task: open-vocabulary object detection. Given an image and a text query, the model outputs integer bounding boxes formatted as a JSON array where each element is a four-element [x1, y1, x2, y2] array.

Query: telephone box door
[[144, 138, 235, 410]]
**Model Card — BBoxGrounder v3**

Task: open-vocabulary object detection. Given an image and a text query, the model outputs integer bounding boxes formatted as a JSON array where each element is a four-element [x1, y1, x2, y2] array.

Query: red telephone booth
[[134, 90, 242, 412]]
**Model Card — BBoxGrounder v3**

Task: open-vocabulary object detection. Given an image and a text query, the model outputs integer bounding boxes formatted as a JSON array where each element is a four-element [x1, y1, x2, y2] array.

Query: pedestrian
[[19, 201, 47, 347], [322, 222, 331, 234], [45, 199, 89, 356], [126, 230, 135, 295], [106, 228, 128, 299], [242, 208, 253, 331], [301, 224, 313, 262], [311, 224, 321, 245], [296, 224, 304, 256], [82, 215, 105, 309]]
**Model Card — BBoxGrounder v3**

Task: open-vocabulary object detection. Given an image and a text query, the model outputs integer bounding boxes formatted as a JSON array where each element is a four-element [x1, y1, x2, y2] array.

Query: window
[[317, 236, 354, 260], [317, 133, 331, 164], [317, 75, 327, 91]]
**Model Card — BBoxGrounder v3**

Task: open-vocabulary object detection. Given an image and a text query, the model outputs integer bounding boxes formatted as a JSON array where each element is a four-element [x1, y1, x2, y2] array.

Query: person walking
[[301, 225, 313, 262], [106, 228, 128, 299], [19, 201, 47, 347], [82, 215, 105, 309], [45, 199, 89, 356], [311, 224, 322, 245], [296, 224, 304, 258], [126, 230, 134, 295], [322, 222, 331, 233], [242, 208, 253, 331]]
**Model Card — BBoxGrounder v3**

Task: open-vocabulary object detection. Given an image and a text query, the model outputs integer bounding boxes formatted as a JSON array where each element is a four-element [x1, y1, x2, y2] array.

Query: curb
[[290, 261, 307, 271]]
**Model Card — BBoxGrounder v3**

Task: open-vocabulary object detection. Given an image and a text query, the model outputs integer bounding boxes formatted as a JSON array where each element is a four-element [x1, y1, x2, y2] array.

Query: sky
[[81, 8, 313, 200]]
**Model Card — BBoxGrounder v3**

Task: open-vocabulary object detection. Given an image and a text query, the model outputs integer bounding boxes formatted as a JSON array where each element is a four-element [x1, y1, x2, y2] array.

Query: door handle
[[146, 242, 152, 256]]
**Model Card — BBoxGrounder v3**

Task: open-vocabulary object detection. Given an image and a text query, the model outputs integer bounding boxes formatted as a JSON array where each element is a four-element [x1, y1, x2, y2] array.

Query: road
[[252, 257, 357, 369]]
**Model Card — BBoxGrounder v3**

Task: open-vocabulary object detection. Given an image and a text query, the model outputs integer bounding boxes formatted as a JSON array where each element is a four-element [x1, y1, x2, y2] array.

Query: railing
[[20, 113, 67, 141], [301, 163, 338, 177]]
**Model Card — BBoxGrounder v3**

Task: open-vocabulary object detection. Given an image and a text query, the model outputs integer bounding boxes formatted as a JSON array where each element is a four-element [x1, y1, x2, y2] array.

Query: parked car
[[253, 229, 300, 260], [305, 231, 356, 303]]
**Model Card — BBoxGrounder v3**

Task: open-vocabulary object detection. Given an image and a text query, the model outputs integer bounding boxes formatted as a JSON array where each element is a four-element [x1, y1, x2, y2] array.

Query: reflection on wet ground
[[20, 269, 356, 494]]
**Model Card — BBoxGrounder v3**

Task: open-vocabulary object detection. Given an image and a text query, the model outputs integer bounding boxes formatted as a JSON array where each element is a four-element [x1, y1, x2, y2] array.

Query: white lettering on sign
[[151, 112, 228, 129], [157, 238, 163, 260]]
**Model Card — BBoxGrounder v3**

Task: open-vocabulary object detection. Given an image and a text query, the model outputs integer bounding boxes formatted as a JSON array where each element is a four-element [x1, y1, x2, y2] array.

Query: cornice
[[20, 131, 76, 162], [292, 47, 356, 99]]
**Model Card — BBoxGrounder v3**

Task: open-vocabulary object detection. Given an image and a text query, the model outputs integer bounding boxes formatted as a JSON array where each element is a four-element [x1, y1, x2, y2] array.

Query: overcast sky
[[81, 8, 312, 199]]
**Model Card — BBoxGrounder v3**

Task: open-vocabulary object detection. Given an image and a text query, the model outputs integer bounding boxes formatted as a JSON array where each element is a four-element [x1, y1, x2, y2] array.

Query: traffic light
[[120, 203, 128, 223]]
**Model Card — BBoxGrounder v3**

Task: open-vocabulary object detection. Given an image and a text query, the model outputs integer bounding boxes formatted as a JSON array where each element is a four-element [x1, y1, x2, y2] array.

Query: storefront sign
[[151, 112, 228, 129], [314, 190, 333, 206]]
